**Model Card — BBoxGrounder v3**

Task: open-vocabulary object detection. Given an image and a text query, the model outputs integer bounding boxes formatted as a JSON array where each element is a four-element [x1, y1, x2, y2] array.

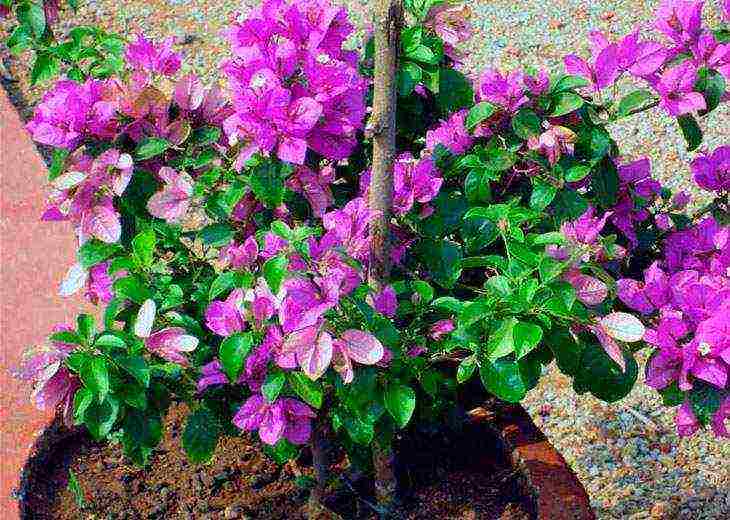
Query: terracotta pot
[[18, 402, 593, 520]]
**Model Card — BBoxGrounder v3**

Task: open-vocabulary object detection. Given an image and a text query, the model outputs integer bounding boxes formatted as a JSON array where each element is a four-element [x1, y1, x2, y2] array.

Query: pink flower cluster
[[26, 79, 118, 150], [221, 0, 367, 166], [564, 0, 730, 117], [14, 324, 80, 427], [42, 149, 133, 243], [691, 145, 730, 193], [618, 216, 730, 437]]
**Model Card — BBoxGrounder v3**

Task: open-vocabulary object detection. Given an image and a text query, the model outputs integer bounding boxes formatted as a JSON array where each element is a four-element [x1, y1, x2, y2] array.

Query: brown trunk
[[368, 0, 403, 516], [306, 412, 343, 520], [368, 0, 402, 283]]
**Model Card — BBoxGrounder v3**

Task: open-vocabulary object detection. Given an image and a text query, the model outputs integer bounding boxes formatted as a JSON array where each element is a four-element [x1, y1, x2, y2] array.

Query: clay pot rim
[[18, 403, 594, 520]]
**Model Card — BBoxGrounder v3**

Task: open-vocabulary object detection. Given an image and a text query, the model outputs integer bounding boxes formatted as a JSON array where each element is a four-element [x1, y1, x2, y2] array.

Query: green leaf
[[553, 190, 588, 221], [250, 162, 286, 208], [50, 330, 83, 345], [132, 228, 156, 268], [115, 355, 150, 387], [94, 334, 125, 350], [657, 381, 684, 407], [73, 387, 94, 425], [18, 2, 46, 38], [263, 255, 289, 293], [564, 164, 591, 183], [688, 382, 721, 426], [548, 92, 584, 117], [31, 53, 60, 85], [590, 157, 620, 207], [263, 438, 300, 463], [123, 409, 162, 449], [437, 69, 474, 113], [67, 469, 87, 508], [479, 358, 528, 403], [262, 369, 286, 403], [287, 372, 324, 408], [514, 322, 543, 359], [183, 408, 221, 464], [411, 280, 434, 303], [199, 223, 234, 247], [547, 328, 583, 377], [113, 276, 152, 304], [135, 137, 170, 160], [417, 239, 462, 289], [83, 396, 119, 440], [616, 89, 656, 118], [539, 256, 563, 283], [486, 318, 517, 361], [677, 115, 702, 151], [219, 332, 253, 383], [511, 109, 542, 139], [77, 240, 121, 268], [398, 61, 422, 96], [529, 180, 557, 210], [466, 101, 497, 130], [384, 383, 416, 429], [457, 356, 477, 384], [81, 357, 109, 401], [431, 296, 464, 313], [551, 74, 590, 93], [573, 342, 638, 402], [192, 126, 222, 147], [7, 25, 32, 55], [696, 68, 726, 115]]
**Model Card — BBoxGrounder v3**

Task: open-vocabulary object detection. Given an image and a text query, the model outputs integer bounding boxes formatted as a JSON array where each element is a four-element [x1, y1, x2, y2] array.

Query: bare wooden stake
[[368, 0, 403, 515]]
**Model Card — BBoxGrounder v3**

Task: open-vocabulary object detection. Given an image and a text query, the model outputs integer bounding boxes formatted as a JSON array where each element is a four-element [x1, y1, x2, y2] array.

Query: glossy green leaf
[[183, 408, 221, 463], [384, 383, 416, 429], [219, 332, 253, 382]]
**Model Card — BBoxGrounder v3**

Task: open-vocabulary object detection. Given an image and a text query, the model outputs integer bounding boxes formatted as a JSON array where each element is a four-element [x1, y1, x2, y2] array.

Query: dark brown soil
[[21, 403, 536, 520]]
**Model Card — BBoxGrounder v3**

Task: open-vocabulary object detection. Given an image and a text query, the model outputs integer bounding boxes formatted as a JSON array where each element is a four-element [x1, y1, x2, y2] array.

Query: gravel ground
[[1, 1, 729, 519]]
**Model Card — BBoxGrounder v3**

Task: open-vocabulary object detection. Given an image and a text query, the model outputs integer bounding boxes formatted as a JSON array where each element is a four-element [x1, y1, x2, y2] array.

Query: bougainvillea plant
[[15, 0, 729, 516]]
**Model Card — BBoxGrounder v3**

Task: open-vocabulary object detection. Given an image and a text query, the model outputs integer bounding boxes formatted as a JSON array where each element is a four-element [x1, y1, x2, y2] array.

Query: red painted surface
[[0, 89, 91, 518]]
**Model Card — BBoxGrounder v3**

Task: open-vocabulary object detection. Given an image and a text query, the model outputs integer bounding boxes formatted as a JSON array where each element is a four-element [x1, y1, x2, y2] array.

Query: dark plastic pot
[[18, 402, 593, 520]]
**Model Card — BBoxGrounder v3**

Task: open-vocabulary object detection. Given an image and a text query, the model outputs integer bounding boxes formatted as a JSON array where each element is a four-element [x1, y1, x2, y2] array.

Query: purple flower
[[85, 261, 115, 305], [220, 236, 259, 270], [615, 29, 669, 78], [321, 196, 375, 262], [691, 145, 730, 192], [711, 395, 730, 437], [648, 61, 706, 116], [26, 79, 118, 150], [692, 32, 730, 81], [655, 0, 705, 50], [564, 269, 608, 306], [430, 319, 455, 340], [424, 2, 473, 60], [370, 285, 397, 318], [146, 167, 194, 223], [287, 164, 335, 217], [331, 329, 385, 383], [197, 360, 230, 391], [146, 327, 199, 366], [206, 289, 247, 337], [476, 69, 529, 113], [222, 0, 366, 165], [125, 34, 181, 79], [676, 399, 701, 437], [15, 324, 80, 426], [233, 394, 315, 445], [527, 124, 576, 166], [426, 109, 474, 155], [563, 32, 619, 91], [390, 154, 443, 216]]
